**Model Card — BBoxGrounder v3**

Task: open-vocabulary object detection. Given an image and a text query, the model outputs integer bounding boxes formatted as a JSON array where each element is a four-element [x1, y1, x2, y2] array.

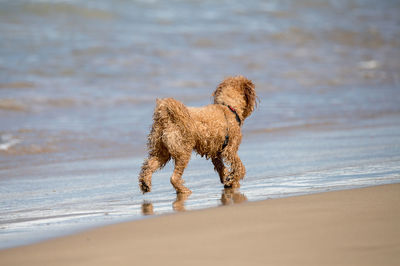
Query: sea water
[[1, 0, 399, 249]]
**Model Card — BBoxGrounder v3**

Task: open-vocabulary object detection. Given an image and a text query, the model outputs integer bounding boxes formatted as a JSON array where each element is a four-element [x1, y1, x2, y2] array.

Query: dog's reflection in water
[[172, 193, 191, 212], [141, 200, 154, 215], [220, 188, 248, 205], [141, 188, 247, 215]]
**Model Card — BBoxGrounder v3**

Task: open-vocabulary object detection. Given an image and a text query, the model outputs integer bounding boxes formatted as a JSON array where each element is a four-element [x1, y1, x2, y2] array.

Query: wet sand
[[1, 183, 399, 266]]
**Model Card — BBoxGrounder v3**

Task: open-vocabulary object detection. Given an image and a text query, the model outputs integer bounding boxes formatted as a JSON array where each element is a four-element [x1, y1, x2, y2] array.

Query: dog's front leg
[[212, 155, 229, 184], [224, 153, 245, 188]]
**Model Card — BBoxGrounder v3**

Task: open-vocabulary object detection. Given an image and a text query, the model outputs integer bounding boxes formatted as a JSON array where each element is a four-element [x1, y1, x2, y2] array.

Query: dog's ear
[[212, 81, 225, 105], [242, 78, 258, 118]]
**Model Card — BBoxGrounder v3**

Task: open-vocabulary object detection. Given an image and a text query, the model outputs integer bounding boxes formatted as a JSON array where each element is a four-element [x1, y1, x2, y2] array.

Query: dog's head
[[213, 75, 258, 120]]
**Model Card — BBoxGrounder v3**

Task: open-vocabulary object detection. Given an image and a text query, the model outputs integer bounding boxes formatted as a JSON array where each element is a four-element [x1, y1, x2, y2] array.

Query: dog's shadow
[[141, 188, 247, 215]]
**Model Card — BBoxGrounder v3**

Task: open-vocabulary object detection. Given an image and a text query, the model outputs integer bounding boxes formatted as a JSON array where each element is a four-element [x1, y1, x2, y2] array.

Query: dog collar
[[225, 104, 241, 126]]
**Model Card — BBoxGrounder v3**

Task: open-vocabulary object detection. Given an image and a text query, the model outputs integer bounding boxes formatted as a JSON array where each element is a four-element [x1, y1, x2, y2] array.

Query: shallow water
[[1, 0, 400, 249]]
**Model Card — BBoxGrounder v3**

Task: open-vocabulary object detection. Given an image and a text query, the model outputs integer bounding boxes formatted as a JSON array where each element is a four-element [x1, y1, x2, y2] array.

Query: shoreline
[[1, 183, 399, 265]]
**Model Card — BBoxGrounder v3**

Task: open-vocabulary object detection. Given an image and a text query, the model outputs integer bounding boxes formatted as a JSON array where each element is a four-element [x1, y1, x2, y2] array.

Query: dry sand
[[1, 184, 399, 266]]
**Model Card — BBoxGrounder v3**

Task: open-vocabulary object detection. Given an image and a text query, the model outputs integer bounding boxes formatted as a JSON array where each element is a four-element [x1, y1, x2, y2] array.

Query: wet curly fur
[[139, 76, 257, 194]]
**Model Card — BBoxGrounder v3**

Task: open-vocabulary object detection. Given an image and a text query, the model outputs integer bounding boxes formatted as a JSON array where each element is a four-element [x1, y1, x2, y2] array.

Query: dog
[[138, 75, 257, 194]]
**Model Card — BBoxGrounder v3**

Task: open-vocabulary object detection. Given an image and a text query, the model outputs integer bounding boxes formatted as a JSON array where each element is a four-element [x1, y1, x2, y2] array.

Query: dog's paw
[[223, 175, 234, 187], [224, 182, 240, 189], [139, 179, 151, 194], [224, 175, 240, 189]]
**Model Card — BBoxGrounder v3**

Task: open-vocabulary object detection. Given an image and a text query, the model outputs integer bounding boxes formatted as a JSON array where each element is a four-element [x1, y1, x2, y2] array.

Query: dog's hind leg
[[170, 153, 192, 194], [212, 155, 228, 184], [139, 151, 170, 194], [224, 153, 245, 188]]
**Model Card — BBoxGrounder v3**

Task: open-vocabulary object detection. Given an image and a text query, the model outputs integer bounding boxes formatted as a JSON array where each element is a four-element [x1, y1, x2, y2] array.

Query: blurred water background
[[1, 0, 400, 249]]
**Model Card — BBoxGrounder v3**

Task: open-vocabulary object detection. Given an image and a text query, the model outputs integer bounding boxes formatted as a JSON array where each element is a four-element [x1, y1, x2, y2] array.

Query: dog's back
[[187, 105, 236, 158]]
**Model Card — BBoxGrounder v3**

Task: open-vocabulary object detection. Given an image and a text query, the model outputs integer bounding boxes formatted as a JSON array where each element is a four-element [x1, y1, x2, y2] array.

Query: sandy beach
[[1, 183, 399, 266]]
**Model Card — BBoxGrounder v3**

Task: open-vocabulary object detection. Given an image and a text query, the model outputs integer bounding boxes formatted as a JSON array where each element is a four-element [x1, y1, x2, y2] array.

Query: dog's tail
[[154, 98, 192, 129], [147, 98, 193, 151]]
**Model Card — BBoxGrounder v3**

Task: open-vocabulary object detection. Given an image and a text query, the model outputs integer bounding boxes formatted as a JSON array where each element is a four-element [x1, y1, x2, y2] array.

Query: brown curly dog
[[139, 75, 257, 194]]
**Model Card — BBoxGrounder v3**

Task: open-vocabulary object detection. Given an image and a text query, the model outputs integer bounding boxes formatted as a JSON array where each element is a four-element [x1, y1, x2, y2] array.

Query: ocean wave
[[0, 99, 27, 112], [0, 134, 21, 151], [248, 122, 337, 135], [0, 82, 35, 89], [0, 96, 156, 113], [19, 1, 115, 20]]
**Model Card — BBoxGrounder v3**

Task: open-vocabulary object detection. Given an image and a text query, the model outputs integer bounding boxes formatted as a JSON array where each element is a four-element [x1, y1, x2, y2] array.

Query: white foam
[[0, 134, 21, 151]]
